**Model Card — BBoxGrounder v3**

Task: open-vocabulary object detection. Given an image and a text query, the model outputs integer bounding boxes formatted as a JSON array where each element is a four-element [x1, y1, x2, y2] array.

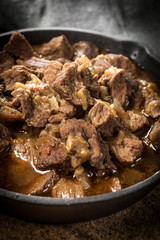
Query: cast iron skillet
[[0, 28, 160, 223]]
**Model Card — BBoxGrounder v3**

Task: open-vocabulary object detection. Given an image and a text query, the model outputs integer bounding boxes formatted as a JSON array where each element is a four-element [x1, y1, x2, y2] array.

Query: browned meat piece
[[17, 56, 50, 70], [4, 31, 38, 59], [73, 41, 99, 59], [8, 140, 58, 194], [99, 66, 141, 108], [38, 35, 73, 60], [17, 57, 70, 73], [116, 109, 148, 132], [1, 65, 32, 91], [0, 83, 4, 94], [127, 111, 148, 131], [36, 136, 68, 171], [78, 66, 100, 99], [132, 87, 144, 111], [12, 88, 33, 120], [107, 177, 122, 192], [124, 72, 142, 109], [91, 54, 111, 75], [59, 100, 76, 117], [110, 130, 143, 165], [48, 113, 66, 123], [145, 94, 160, 118], [60, 118, 116, 171], [88, 101, 122, 138], [12, 88, 54, 128], [56, 58, 71, 65], [0, 123, 11, 158], [52, 62, 94, 110], [105, 54, 136, 74], [91, 177, 121, 195], [42, 60, 63, 85], [0, 98, 22, 123], [25, 171, 58, 195], [39, 123, 60, 139], [48, 98, 76, 123], [29, 110, 54, 128], [10, 138, 35, 163], [149, 119, 160, 148], [52, 178, 84, 198], [12, 78, 59, 127], [0, 50, 14, 74], [74, 56, 100, 98], [99, 66, 127, 105]]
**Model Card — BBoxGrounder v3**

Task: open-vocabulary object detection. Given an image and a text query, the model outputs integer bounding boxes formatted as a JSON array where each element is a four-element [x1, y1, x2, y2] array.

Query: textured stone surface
[[0, 184, 160, 240]]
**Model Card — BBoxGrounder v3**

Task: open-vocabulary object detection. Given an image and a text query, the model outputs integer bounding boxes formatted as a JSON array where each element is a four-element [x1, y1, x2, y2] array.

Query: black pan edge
[[0, 171, 160, 206]]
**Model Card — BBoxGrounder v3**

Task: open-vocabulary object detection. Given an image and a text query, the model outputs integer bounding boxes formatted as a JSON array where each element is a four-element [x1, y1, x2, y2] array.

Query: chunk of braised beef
[[38, 35, 73, 60], [59, 100, 76, 117], [36, 136, 69, 171], [132, 87, 144, 111], [145, 94, 160, 118], [10, 138, 37, 164], [91, 54, 111, 75], [99, 66, 142, 109], [1, 65, 32, 91], [56, 58, 71, 65], [17, 56, 50, 71], [0, 123, 11, 158], [78, 66, 100, 99], [4, 31, 38, 59], [48, 100, 76, 124], [116, 108, 148, 132], [73, 41, 99, 59], [123, 72, 143, 110], [25, 171, 58, 195], [110, 130, 143, 165], [39, 123, 60, 139], [48, 113, 66, 123], [99, 66, 127, 105], [127, 111, 148, 131], [74, 56, 100, 98], [52, 178, 84, 198], [60, 118, 116, 171], [42, 60, 63, 86], [88, 101, 122, 138], [0, 83, 4, 95], [0, 97, 22, 123], [12, 88, 33, 120], [12, 85, 55, 128], [105, 54, 136, 74], [149, 119, 160, 148], [0, 50, 14, 74], [51, 62, 94, 110], [29, 109, 54, 128]]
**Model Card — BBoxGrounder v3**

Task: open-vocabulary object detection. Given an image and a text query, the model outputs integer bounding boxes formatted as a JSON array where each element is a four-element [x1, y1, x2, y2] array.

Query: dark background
[[0, 0, 160, 60]]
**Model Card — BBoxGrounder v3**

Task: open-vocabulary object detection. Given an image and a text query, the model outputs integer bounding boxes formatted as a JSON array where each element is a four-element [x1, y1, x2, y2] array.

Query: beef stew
[[0, 31, 160, 199]]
